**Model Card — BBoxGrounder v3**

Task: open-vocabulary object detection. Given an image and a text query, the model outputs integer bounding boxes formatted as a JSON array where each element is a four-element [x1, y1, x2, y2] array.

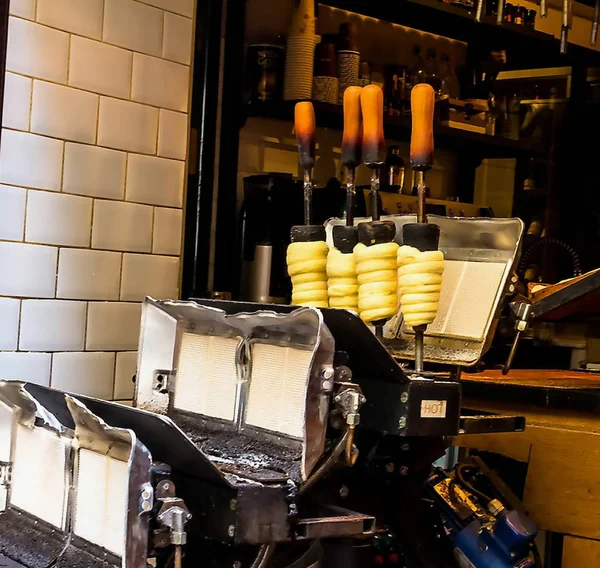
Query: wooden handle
[[342, 86, 362, 168], [360, 84, 385, 167], [410, 83, 435, 171], [295, 101, 316, 170]]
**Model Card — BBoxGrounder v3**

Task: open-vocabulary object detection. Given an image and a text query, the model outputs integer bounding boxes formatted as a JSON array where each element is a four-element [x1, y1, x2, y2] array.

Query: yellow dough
[[397, 245, 444, 327], [326, 248, 358, 312], [354, 242, 399, 323], [287, 241, 329, 308]]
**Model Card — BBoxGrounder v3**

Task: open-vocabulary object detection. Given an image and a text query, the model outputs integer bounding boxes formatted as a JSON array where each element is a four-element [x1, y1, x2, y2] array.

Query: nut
[[399, 466, 409, 476], [322, 368, 334, 380], [339, 486, 350, 498], [228, 525, 236, 538], [346, 413, 360, 426], [229, 499, 237, 512], [398, 417, 407, 429], [385, 463, 395, 473], [400, 392, 409, 403]]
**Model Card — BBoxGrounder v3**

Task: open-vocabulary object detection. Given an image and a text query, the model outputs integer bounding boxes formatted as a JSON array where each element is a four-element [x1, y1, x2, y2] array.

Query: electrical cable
[[455, 464, 492, 505], [251, 544, 276, 568]]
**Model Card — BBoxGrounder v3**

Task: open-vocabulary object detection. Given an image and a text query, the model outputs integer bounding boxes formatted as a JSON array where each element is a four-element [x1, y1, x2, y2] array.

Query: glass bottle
[[424, 48, 442, 96], [439, 53, 460, 99], [384, 146, 405, 194], [407, 44, 427, 88]]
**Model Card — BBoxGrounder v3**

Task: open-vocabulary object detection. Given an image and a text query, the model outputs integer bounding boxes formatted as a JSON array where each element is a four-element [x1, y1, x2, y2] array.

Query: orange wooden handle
[[295, 101, 316, 169], [342, 86, 363, 167], [410, 83, 435, 170], [361, 84, 385, 166]]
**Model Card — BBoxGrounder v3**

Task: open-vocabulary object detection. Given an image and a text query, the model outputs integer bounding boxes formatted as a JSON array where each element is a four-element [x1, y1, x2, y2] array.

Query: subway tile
[[139, 0, 194, 18], [0, 184, 26, 241], [0, 130, 63, 190], [121, 254, 179, 301], [57, 248, 121, 300], [26, 190, 92, 247], [86, 302, 141, 351], [0, 242, 57, 297], [6, 17, 69, 83], [92, 200, 152, 252], [158, 109, 188, 161], [0, 298, 20, 350], [153, 207, 182, 256], [103, 0, 163, 57], [51, 352, 114, 399], [10, 0, 36, 20], [63, 143, 126, 199], [0, 353, 51, 386], [126, 154, 184, 207], [97, 97, 158, 155], [132, 53, 189, 112], [20, 300, 86, 351], [114, 351, 137, 400], [69, 36, 132, 99], [31, 81, 99, 144], [163, 12, 193, 65], [2, 72, 32, 130], [37, 0, 103, 40]]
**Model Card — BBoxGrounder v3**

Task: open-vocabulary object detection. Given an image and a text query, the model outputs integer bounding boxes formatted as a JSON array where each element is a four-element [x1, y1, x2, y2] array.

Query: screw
[[400, 392, 409, 403], [229, 499, 237, 511], [228, 525, 236, 538], [323, 368, 334, 380], [339, 485, 350, 498], [399, 466, 409, 476], [162, 482, 170, 491], [401, 442, 410, 451], [480, 544, 488, 552], [322, 380, 332, 391], [141, 501, 151, 512], [398, 417, 407, 429], [233, 562, 242, 568], [385, 463, 395, 473], [141, 489, 150, 500]]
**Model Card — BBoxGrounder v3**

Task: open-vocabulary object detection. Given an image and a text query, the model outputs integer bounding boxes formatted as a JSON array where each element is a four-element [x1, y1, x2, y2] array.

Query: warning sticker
[[420, 400, 447, 418]]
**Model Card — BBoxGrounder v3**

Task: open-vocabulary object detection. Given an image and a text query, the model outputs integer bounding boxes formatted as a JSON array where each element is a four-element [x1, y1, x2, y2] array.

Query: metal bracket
[[152, 370, 172, 394], [0, 462, 11, 487], [156, 480, 192, 547]]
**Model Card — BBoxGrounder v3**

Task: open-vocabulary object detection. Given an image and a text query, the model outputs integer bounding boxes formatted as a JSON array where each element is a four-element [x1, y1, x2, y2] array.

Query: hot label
[[420, 400, 447, 418]]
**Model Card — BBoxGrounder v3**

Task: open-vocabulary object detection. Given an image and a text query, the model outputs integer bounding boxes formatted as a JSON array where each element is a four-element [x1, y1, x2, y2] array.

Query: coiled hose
[[518, 237, 582, 280]]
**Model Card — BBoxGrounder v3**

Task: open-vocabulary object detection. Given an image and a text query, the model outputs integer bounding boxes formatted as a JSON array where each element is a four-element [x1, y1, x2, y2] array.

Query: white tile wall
[[0, 242, 57, 298], [140, 0, 194, 18], [163, 12, 193, 65], [0, 185, 26, 241], [0, 353, 52, 386], [9, 0, 36, 20], [2, 0, 194, 395], [132, 53, 189, 112], [103, 0, 163, 57], [121, 254, 179, 301], [114, 351, 137, 400], [31, 81, 99, 144], [63, 143, 126, 199], [158, 109, 188, 161], [153, 207, 182, 255], [69, 36, 133, 99], [6, 17, 69, 83], [2, 73, 32, 131], [126, 154, 184, 207], [92, 200, 153, 252], [86, 302, 141, 350], [0, 130, 63, 190], [26, 190, 92, 247], [97, 97, 158, 154], [57, 248, 121, 300], [0, 298, 20, 350], [20, 300, 86, 351], [37, 0, 104, 40], [51, 352, 114, 399]]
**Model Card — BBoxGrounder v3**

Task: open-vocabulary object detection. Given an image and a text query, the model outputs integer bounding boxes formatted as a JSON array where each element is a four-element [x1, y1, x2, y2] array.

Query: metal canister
[[247, 44, 284, 103]]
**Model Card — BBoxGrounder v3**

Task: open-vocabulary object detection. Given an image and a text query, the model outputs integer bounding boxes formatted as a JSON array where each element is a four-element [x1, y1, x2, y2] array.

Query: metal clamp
[[333, 383, 365, 466], [157, 498, 192, 546]]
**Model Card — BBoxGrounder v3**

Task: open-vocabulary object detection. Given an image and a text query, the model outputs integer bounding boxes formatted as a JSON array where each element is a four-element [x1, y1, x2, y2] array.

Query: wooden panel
[[563, 536, 600, 568], [454, 400, 600, 539]]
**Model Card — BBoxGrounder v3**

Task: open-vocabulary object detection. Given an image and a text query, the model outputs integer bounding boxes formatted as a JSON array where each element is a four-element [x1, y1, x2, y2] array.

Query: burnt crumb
[[174, 414, 302, 484]]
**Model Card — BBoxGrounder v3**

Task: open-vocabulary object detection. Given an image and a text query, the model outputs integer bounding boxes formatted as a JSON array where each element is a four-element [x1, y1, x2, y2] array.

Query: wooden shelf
[[244, 100, 544, 159]]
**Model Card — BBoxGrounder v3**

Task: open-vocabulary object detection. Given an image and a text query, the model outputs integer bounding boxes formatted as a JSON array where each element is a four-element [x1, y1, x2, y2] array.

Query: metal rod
[[475, 0, 484, 22], [370, 167, 380, 221], [592, 0, 599, 45], [415, 325, 425, 373], [496, 0, 505, 25], [303, 168, 312, 225], [174, 546, 183, 568], [346, 166, 356, 226], [540, 0, 547, 18], [416, 170, 427, 224], [561, 0, 571, 54]]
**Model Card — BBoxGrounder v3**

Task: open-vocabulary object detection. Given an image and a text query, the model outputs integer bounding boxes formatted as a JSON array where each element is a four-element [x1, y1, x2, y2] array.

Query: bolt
[[385, 463, 395, 473], [400, 392, 409, 404], [162, 482, 170, 491], [480, 544, 488, 552], [141, 501, 151, 512], [322, 380, 332, 391], [141, 489, 150, 500], [323, 368, 334, 380], [233, 562, 242, 568], [401, 442, 410, 451], [228, 525, 236, 538], [229, 499, 237, 512], [339, 485, 350, 498], [398, 417, 407, 429], [399, 466, 409, 476], [509, 284, 516, 293]]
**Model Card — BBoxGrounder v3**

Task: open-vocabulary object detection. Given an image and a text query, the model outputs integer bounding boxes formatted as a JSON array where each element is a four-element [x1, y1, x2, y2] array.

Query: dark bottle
[[407, 44, 427, 88], [383, 146, 405, 194], [439, 53, 460, 99], [424, 48, 443, 95]]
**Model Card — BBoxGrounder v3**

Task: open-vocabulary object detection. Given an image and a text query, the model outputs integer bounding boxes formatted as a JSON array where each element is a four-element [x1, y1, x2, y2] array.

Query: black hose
[[518, 237, 582, 280], [455, 464, 492, 505]]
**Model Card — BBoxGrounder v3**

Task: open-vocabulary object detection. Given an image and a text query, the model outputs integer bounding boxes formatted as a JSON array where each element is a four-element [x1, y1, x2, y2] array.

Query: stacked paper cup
[[283, 0, 316, 101]]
